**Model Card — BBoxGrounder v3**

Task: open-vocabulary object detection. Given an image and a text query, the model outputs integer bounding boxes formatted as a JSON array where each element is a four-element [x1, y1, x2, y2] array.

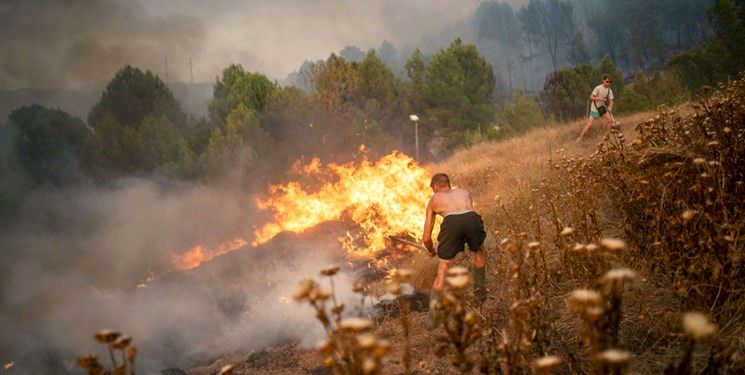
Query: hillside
[[183, 98, 741, 375]]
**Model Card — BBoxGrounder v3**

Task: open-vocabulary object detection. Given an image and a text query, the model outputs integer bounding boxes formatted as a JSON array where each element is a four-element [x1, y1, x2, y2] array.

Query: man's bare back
[[428, 188, 474, 217]]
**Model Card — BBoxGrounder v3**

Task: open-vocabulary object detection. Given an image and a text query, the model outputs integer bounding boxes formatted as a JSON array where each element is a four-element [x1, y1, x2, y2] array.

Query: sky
[[0, 0, 527, 90]]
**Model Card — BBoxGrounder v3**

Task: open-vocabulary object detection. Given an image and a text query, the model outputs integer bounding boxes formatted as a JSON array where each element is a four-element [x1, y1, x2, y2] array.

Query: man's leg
[[473, 248, 486, 302], [433, 258, 454, 291], [577, 117, 594, 141], [427, 258, 453, 328], [601, 112, 614, 131]]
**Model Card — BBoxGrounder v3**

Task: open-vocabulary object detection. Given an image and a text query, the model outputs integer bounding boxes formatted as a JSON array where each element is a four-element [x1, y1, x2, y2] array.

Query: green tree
[[498, 91, 546, 138], [204, 103, 276, 176], [82, 66, 197, 177], [423, 39, 496, 150], [616, 70, 689, 114], [667, 0, 745, 91], [404, 49, 427, 114], [209, 64, 277, 125], [6, 105, 88, 185], [539, 56, 622, 121], [339, 45, 365, 62], [356, 50, 398, 105], [88, 65, 186, 128], [312, 54, 360, 111]]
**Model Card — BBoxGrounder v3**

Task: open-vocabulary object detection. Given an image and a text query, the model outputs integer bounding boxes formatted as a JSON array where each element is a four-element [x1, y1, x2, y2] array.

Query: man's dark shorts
[[436, 211, 486, 260]]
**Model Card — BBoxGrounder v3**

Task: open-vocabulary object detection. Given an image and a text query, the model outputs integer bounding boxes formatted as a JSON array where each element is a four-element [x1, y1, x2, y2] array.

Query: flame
[[170, 237, 248, 271], [252, 150, 435, 264], [4, 361, 14, 370]]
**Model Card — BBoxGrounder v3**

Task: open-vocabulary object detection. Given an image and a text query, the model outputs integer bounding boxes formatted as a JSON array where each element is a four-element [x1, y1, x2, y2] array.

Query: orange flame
[[252, 150, 435, 263], [4, 361, 14, 370], [170, 237, 248, 271]]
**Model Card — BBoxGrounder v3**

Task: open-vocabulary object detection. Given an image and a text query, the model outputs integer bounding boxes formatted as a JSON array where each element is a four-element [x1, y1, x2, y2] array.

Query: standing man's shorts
[[589, 111, 601, 119], [436, 211, 486, 260]]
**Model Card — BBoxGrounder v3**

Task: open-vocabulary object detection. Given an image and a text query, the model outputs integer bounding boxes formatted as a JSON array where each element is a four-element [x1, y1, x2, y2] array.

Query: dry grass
[[179, 80, 743, 374], [294, 78, 744, 374]]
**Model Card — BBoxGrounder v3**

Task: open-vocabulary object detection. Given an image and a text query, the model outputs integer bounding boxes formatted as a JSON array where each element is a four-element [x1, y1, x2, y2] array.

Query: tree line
[[1, 0, 743, 220]]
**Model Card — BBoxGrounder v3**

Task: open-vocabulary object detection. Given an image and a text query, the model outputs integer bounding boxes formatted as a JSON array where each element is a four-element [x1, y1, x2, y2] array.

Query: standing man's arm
[[422, 199, 437, 257]]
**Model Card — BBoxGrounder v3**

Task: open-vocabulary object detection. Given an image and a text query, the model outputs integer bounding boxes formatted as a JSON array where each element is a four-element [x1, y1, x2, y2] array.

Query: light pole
[[409, 114, 419, 161]]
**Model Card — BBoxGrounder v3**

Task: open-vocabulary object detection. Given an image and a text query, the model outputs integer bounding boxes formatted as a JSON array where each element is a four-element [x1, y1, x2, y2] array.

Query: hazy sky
[[0, 0, 527, 90]]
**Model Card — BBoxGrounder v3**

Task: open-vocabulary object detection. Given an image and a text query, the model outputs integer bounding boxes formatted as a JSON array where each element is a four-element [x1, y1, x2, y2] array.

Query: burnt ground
[[185, 310, 470, 375]]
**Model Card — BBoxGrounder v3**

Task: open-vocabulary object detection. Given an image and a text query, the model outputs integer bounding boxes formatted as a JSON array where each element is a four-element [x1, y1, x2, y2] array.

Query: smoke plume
[[0, 177, 357, 373], [0, 0, 205, 90]]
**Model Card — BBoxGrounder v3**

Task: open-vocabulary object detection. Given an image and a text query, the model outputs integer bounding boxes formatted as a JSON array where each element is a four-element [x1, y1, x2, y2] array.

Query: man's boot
[[426, 289, 442, 329], [473, 267, 486, 303]]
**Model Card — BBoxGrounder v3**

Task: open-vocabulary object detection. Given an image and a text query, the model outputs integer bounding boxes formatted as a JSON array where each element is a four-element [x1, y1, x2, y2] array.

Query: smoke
[[0, 0, 205, 90], [0, 0, 532, 90], [0, 176, 357, 373]]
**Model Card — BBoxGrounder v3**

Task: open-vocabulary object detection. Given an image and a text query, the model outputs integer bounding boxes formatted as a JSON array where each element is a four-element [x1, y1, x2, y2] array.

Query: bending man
[[422, 173, 487, 328], [577, 74, 615, 141]]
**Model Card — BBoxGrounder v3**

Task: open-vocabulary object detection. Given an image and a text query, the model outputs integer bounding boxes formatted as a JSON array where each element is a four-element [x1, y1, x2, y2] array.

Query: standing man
[[577, 74, 615, 141], [422, 173, 487, 328]]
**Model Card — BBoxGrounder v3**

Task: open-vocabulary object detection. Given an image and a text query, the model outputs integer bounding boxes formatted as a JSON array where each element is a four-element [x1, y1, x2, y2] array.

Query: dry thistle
[[338, 317, 373, 332], [320, 265, 340, 277], [218, 364, 234, 375], [446, 274, 471, 289], [599, 238, 626, 252], [94, 329, 121, 344], [112, 335, 132, 350], [294, 279, 316, 300], [600, 268, 640, 292], [682, 312, 716, 340], [533, 355, 563, 374], [681, 209, 696, 221], [447, 266, 469, 277], [596, 348, 631, 367], [567, 289, 602, 314], [79, 331, 136, 375]]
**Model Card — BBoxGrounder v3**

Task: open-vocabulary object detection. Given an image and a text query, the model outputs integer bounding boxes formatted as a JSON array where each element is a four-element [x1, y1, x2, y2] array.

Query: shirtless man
[[422, 173, 487, 327]]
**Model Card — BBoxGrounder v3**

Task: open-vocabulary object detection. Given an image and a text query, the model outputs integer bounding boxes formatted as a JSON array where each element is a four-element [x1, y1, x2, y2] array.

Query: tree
[[518, 0, 577, 71], [423, 39, 496, 150], [209, 64, 276, 125], [377, 40, 399, 73], [616, 70, 689, 114], [539, 56, 622, 121], [88, 65, 186, 128], [6, 105, 88, 185], [312, 54, 360, 111], [356, 50, 398, 105], [404, 49, 427, 115], [339, 45, 365, 63], [475, 1, 522, 92], [204, 103, 275, 173], [498, 91, 546, 138]]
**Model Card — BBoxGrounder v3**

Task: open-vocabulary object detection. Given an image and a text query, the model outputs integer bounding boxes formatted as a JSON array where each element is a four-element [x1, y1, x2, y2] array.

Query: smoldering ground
[[0, 177, 359, 373]]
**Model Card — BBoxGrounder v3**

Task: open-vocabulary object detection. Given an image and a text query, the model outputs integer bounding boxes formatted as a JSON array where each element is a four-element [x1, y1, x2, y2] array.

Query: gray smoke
[[0, 177, 358, 373], [0, 0, 533, 90], [0, 0, 205, 90]]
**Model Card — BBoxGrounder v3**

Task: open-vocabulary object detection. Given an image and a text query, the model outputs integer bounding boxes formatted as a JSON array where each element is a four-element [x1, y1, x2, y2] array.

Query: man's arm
[[422, 198, 437, 257], [589, 86, 600, 100]]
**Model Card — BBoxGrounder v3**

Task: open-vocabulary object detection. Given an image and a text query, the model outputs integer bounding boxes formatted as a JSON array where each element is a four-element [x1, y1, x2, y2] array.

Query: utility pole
[[187, 58, 193, 84], [164, 55, 169, 82]]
